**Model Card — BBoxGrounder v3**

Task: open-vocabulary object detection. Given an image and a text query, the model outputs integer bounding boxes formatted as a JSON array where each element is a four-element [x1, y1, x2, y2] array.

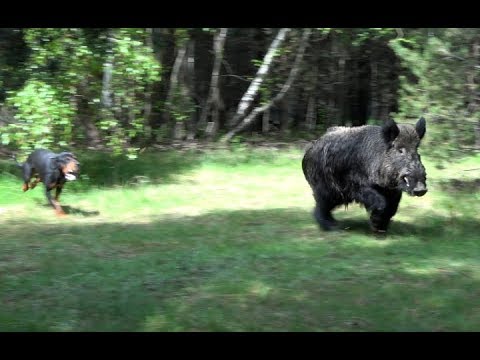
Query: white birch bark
[[228, 28, 290, 128], [220, 28, 311, 143]]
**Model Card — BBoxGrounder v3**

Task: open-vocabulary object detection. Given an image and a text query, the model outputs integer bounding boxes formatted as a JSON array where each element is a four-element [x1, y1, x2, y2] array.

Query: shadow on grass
[[39, 204, 100, 217], [1, 145, 304, 193], [437, 178, 480, 192], [75, 150, 205, 188], [336, 218, 450, 239], [1, 207, 479, 331], [0, 149, 206, 191], [61, 205, 101, 217], [33, 198, 101, 217]]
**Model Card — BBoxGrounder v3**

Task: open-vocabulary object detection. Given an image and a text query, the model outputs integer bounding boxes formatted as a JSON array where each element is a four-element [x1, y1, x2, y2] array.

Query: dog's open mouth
[[65, 173, 77, 181]]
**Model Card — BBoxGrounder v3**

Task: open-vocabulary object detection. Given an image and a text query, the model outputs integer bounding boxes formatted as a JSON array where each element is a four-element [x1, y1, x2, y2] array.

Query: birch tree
[[164, 30, 188, 139], [101, 29, 115, 110], [198, 28, 228, 139], [220, 28, 312, 143], [228, 28, 290, 129]]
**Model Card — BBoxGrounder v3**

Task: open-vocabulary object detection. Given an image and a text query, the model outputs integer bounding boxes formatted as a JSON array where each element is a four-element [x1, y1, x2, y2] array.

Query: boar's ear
[[382, 119, 400, 144], [415, 117, 426, 140]]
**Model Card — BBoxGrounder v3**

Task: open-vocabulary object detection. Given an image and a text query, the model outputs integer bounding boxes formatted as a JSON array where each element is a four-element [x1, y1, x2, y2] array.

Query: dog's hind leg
[[22, 163, 33, 192], [29, 176, 41, 189]]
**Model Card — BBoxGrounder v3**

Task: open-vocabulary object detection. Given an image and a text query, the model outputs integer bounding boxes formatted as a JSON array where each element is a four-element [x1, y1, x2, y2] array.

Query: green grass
[[0, 146, 479, 331]]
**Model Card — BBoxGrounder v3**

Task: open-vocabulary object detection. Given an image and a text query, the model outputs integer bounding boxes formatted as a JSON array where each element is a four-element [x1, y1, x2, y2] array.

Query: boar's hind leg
[[313, 193, 338, 231]]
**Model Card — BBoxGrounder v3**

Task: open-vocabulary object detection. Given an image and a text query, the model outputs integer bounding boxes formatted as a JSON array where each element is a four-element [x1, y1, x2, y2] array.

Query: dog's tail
[[11, 154, 23, 168]]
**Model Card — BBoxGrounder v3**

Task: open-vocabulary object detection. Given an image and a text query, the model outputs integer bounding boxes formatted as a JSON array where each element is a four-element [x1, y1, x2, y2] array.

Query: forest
[[0, 28, 478, 158]]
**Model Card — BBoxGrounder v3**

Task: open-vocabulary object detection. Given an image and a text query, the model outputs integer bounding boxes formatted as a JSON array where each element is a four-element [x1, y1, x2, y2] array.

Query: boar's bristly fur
[[302, 117, 427, 233]]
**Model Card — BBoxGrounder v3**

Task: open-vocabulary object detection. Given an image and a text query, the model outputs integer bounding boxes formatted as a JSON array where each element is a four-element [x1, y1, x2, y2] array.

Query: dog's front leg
[[45, 187, 66, 216]]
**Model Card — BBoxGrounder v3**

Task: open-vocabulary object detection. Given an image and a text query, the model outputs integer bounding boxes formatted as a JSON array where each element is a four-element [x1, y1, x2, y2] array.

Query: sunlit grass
[[0, 146, 479, 331]]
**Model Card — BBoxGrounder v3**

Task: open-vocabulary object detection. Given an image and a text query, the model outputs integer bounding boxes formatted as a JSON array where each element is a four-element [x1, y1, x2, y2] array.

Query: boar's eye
[[397, 148, 407, 155]]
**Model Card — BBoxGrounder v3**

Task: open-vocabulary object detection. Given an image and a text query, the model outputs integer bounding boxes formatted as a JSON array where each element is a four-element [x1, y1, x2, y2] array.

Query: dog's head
[[52, 152, 80, 181]]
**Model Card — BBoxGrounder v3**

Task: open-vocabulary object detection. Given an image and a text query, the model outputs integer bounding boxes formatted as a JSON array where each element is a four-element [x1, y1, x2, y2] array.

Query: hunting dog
[[14, 149, 80, 216]]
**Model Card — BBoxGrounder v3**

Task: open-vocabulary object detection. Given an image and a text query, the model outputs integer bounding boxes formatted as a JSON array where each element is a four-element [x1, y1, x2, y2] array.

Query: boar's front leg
[[357, 187, 402, 232], [370, 189, 402, 232], [356, 187, 386, 213], [357, 187, 389, 232]]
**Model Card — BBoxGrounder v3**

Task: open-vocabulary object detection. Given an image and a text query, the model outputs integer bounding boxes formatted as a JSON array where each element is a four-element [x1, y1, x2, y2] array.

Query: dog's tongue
[[65, 174, 76, 181]]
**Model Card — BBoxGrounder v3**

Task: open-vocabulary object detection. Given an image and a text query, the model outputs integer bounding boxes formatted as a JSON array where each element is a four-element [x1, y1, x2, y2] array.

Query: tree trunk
[[370, 57, 380, 122], [279, 97, 292, 132], [305, 95, 316, 131], [150, 28, 175, 139], [337, 46, 346, 125], [327, 35, 338, 125], [220, 28, 311, 143], [303, 47, 320, 131], [228, 28, 291, 129], [143, 28, 154, 138], [165, 37, 188, 139], [173, 121, 185, 140], [198, 28, 228, 139], [166, 40, 187, 109], [468, 38, 480, 149], [102, 29, 115, 110], [262, 108, 270, 133], [185, 36, 197, 140], [80, 113, 102, 148], [475, 121, 480, 150], [77, 81, 102, 148]]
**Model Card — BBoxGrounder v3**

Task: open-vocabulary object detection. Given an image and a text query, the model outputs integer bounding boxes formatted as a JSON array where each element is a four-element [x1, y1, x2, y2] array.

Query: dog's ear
[[58, 152, 79, 163], [51, 152, 80, 172], [50, 155, 62, 170], [50, 154, 66, 166], [57, 152, 72, 159]]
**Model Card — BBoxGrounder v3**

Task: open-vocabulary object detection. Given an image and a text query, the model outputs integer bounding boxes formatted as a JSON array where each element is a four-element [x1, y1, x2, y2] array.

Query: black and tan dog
[[13, 149, 80, 216]]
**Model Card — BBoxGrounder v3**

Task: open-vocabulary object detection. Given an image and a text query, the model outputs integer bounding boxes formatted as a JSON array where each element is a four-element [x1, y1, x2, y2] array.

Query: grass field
[[0, 145, 479, 331]]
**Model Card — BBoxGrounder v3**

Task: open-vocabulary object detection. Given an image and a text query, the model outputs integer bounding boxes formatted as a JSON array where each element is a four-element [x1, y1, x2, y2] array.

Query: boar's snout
[[412, 182, 427, 197]]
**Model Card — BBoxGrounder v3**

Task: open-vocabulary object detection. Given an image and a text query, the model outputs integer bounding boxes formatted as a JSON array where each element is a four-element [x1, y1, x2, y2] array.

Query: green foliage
[[167, 87, 194, 124], [2, 28, 162, 159], [352, 28, 396, 46], [112, 29, 161, 85], [164, 29, 194, 126], [1, 27, 478, 156], [390, 29, 480, 158], [23, 28, 96, 88], [1, 29, 95, 155], [104, 29, 162, 157], [316, 28, 331, 35], [174, 28, 190, 47], [2, 80, 74, 153]]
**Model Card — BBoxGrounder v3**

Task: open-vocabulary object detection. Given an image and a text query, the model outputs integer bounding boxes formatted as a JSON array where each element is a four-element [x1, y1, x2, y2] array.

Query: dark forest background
[[0, 28, 478, 159]]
